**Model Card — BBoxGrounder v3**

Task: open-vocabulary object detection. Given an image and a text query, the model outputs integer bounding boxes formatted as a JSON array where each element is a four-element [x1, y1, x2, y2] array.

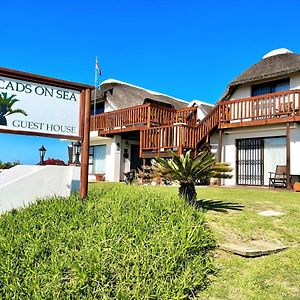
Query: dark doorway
[[130, 144, 143, 170]]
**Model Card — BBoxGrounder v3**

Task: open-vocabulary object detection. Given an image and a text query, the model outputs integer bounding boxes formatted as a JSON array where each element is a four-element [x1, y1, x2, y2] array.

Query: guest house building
[[89, 48, 300, 187]]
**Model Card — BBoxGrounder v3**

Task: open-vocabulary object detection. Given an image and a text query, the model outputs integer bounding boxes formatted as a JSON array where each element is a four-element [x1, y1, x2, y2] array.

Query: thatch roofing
[[230, 52, 300, 86], [188, 100, 214, 115], [220, 49, 300, 101], [92, 79, 189, 109]]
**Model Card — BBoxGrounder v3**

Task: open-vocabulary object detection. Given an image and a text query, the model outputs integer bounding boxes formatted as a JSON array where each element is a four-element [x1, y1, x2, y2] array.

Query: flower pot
[[293, 182, 300, 192], [95, 174, 105, 182]]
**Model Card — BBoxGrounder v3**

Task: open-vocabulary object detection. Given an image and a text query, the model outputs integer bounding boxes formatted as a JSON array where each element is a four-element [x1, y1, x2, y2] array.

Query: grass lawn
[[195, 186, 300, 300], [0, 183, 299, 299], [0, 183, 215, 299]]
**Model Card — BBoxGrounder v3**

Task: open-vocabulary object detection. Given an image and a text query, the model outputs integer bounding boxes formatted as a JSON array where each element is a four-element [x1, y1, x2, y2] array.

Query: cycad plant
[[152, 150, 232, 205], [0, 92, 27, 126]]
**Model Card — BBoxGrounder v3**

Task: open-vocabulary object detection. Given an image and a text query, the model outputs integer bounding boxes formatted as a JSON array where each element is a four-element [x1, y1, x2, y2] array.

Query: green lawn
[[0, 183, 299, 299], [195, 186, 300, 300], [0, 183, 215, 299]]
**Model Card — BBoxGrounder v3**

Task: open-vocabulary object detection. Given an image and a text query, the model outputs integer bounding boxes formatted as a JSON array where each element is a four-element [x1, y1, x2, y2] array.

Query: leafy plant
[[0, 92, 27, 126], [0, 160, 20, 169], [152, 150, 232, 205]]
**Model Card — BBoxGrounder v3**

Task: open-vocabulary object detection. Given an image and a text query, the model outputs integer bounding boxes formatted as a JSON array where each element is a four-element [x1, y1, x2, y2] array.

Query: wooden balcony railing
[[219, 89, 300, 127], [140, 124, 196, 157], [90, 89, 300, 157], [90, 104, 197, 132], [140, 90, 300, 157]]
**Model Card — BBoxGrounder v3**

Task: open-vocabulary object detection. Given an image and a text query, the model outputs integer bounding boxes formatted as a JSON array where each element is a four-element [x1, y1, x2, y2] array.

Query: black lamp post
[[73, 140, 82, 165], [39, 145, 47, 165]]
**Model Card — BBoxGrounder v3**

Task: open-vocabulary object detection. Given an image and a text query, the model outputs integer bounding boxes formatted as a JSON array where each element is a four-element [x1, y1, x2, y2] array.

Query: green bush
[[0, 160, 20, 169], [0, 183, 215, 299]]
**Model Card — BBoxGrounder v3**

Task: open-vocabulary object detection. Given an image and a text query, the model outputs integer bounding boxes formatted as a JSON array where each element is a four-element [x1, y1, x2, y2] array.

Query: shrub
[[0, 183, 215, 299], [0, 160, 20, 169]]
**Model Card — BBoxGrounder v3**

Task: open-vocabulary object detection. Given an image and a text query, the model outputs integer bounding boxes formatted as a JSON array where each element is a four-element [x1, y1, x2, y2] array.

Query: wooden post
[[139, 131, 143, 158], [79, 90, 86, 137], [157, 129, 160, 157], [218, 129, 223, 186], [286, 122, 291, 189], [178, 125, 182, 156], [80, 89, 91, 199], [147, 105, 151, 127]]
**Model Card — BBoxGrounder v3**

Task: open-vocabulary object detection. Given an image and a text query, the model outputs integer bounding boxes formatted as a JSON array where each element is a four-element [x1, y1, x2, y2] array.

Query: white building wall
[[104, 135, 122, 182], [230, 84, 251, 100], [90, 134, 141, 182], [211, 124, 300, 186], [290, 124, 300, 175], [290, 73, 300, 89], [119, 139, 140, 180]]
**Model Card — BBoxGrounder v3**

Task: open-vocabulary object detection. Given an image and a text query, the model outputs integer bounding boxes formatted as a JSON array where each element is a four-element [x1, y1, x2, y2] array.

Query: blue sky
[[1, 0, 300, 164]]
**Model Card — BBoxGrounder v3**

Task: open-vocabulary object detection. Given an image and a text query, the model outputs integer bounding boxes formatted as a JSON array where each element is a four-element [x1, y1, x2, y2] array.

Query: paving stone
[[258, 210, 283, 216], [221, 240, 288, 257]]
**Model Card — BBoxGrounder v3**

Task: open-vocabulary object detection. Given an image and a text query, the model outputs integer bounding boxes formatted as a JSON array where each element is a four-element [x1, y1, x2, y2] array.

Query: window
[[251, 78, 290, 96], [88, 145, 106, 174], [90, 101, 105, 115]]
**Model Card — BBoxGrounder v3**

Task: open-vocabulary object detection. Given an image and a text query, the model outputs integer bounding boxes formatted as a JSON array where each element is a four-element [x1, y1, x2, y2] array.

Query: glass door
[[263, 137, 286, 184]]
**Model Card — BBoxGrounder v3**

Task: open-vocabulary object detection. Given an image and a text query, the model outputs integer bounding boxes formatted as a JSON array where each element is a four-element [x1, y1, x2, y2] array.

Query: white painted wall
[[0, 165, 80, 213], [230, 84, 251, 100], [211, 124, 300, 185], [90, 135, 141, 182], [290, 72, 300, 89], [290, 123, 300, 175], [105, 135, 122, 182]]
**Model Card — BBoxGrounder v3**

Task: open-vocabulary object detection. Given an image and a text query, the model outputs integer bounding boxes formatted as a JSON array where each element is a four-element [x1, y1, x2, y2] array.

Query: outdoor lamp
[[73, 140, 82, 165], [39, 145, 47, 165]]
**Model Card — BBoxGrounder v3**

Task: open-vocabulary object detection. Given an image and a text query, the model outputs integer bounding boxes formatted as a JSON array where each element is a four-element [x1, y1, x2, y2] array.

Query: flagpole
[[93, 57, 98, 130]]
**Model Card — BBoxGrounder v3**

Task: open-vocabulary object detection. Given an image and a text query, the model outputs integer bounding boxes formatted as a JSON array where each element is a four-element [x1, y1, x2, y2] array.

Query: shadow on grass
[[195, 199, 244, 213]]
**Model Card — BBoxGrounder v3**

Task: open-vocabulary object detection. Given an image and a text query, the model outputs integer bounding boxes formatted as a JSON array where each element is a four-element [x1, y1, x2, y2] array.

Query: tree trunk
[[179, 181, 197, 205], [0, 115, 7, 126]]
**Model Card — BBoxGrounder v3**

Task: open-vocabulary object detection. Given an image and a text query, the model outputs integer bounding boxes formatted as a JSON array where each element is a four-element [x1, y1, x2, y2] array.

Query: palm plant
[[152, 150, 232, 205], [0, 92, 27, 126]]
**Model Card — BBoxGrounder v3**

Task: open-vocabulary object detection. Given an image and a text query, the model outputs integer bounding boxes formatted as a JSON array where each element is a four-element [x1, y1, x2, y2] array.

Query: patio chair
[[269, 165, 287, 188]]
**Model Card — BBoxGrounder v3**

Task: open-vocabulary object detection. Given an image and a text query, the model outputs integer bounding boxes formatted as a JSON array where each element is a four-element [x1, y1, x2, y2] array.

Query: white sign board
[[0, 76, 80, 137]]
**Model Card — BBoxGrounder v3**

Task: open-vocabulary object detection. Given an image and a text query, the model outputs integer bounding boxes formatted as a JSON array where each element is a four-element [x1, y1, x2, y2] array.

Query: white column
[[105, 135, 122, 182]]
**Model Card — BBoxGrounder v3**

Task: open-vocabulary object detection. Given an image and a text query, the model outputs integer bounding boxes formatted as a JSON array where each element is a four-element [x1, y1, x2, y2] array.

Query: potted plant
[[293, 182, 300, 192], [95, 174, 105, 181]]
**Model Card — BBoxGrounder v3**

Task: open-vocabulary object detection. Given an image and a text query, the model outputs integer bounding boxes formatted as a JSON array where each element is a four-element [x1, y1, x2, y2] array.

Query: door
[[130, 144, 143, 170], [236, 138, 264, 185]]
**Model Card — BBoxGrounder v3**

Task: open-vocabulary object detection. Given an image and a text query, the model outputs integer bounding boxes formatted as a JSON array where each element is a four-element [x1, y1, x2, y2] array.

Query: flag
[[95, 56, 102, 90], [95, 56, 102, 76]]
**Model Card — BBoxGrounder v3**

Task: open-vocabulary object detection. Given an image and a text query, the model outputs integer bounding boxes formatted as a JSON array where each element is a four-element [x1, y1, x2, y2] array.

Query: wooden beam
[[80, 89, 91, 199], [286, 122, 291, 189], [79, 90, 86, 138]]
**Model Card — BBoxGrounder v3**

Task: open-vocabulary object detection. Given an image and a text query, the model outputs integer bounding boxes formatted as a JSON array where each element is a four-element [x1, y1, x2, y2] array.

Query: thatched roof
[[220, 49, 300, 101], [188, 100, 214, 114], [92, 79, 189, 109]]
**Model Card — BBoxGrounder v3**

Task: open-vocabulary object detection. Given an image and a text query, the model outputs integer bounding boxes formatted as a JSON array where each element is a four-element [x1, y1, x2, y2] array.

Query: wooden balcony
[[90, 90, 300, 158], [90, 103, 197, 135], [219, 89, 300, 128]]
